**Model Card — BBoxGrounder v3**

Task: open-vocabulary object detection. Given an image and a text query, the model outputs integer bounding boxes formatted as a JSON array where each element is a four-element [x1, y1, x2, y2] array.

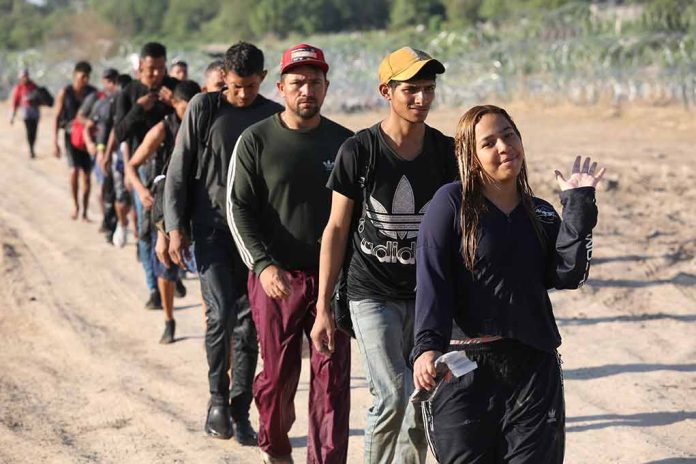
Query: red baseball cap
[[280, 44, 329, 74]]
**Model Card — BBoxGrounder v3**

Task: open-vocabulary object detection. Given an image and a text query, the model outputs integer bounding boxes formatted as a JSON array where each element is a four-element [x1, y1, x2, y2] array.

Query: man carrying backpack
[[53, 61, 96, 221], [165, 42, 281, 446], [310, 47, 457, 464], [9, 69, 42, 159]]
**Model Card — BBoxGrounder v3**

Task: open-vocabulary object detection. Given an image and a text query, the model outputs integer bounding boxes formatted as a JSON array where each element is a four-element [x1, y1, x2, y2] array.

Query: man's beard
[[296, 100, 319, 119]]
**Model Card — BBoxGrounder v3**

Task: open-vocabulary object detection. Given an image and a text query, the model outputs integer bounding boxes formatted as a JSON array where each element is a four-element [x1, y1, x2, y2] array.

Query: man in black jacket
[[165, 42, 282, 445], [114, 42, 180, 310]]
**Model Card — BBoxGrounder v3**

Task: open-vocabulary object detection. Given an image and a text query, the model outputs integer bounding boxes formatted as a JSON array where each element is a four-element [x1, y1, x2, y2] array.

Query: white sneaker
[[112, 224, 128, 248]]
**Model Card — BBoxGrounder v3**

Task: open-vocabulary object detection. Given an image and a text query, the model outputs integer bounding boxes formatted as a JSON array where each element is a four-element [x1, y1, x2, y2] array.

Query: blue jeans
[[350, 298, 427, 464], [133, 194, 156, 291]]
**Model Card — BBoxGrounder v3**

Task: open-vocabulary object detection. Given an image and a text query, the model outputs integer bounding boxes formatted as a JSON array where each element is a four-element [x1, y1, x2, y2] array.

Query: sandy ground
[[0, 102, 694, 464]]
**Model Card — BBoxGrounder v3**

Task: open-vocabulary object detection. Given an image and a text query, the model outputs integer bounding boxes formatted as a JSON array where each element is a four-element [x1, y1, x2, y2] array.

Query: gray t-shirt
[[164, 92, 283, 233], [80, 91, 116, 145]]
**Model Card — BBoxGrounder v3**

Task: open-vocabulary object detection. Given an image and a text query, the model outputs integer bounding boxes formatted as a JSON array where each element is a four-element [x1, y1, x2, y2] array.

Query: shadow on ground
[[643, 459, 696, 463], [289, 429, 365, 447], [557, 312, 696, 326], [565, 363, 696, 380], [567, 411, 696, 432]]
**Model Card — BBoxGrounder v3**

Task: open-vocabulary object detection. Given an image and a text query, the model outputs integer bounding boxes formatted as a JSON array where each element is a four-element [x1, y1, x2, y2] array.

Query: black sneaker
[[159, 319, 175, 344], [175, 279, 187, 298], [145, 291, 162, 310], [205, 402, 233, 439], [232, 418, 257, 446]]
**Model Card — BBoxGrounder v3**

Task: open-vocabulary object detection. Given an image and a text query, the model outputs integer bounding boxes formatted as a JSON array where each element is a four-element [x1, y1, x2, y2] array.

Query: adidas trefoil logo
[[359, 175, 428, 266], [547, 409, 557, 423], [366, 175, 429, 240], [323, 160, 335, 172]]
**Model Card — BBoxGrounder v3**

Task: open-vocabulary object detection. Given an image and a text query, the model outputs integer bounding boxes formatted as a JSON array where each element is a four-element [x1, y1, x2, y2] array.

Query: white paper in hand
[[435, 351, 477, 378], [409, 351, 477, 403]]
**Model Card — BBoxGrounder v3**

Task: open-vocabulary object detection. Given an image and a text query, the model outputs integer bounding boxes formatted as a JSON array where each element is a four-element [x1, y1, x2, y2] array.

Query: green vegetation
[[1, 0, 695, 51], [1, 0, 693, 108]]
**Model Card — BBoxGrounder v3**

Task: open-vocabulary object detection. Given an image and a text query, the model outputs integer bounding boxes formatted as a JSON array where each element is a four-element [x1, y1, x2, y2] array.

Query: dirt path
[[0, 104, 693, 463]]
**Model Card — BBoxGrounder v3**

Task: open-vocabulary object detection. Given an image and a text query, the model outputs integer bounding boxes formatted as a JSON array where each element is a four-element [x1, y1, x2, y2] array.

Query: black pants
[[194, 226, 258, 421], [64, 132, 92, 172], [424, 340, 565, 464], [101, 172, 117, 236], [24, 118, 38, 155]]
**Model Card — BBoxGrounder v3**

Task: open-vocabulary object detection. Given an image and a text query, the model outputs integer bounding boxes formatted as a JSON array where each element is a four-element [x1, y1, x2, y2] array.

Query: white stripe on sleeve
[[226, 136, 255, 270]]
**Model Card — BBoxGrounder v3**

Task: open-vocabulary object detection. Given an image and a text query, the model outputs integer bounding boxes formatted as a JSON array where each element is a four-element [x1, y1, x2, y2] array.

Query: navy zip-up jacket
[[411, 183, 597, 363]]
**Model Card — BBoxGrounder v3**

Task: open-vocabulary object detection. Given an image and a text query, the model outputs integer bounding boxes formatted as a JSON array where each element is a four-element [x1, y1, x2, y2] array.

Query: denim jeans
[[350, 298, 427, 464], [133, 193, 156, 291]]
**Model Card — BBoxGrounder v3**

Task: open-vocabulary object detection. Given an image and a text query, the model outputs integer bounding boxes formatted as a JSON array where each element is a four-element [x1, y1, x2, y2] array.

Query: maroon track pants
[[248, 270, 351, 463]]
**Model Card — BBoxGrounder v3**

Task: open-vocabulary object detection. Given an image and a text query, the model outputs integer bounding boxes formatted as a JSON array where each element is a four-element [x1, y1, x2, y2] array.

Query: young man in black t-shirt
[[165, 42, 282, 446], [311, 47, 457, 464], [228, 44, 353, 464], [52, 61, 96, 221]]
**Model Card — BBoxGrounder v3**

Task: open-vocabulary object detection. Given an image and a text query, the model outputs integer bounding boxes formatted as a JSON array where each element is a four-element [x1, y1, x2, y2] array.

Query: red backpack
[[69, 91, 104, 151]]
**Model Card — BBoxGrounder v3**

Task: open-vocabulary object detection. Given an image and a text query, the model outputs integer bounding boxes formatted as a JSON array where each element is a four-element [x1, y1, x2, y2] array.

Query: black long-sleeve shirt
[[114, 77, 178, 149], [164, 92, 281, 233], [411, 183, 598, 363], [228, 114, 353, 275]]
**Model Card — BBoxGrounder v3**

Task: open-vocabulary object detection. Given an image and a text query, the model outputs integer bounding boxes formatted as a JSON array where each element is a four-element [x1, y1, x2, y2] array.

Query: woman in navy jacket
[[411, 105, 604, 463]]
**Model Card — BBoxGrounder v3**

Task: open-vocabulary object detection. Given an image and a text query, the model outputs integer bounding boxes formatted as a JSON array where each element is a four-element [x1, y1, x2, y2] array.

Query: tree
[[93, 0, 169, 37], [390, 0, 445, 28], [333, 0, 389, 30], [442, 0, 482, 28], [202, 0, 256, 41], [0, 0, 48, 50], [162, 0, 221, 39], [641, 0, 695, 33]]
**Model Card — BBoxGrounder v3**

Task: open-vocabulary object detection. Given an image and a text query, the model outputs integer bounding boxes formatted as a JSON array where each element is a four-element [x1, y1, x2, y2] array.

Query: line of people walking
[[9, 39, 604, 464]]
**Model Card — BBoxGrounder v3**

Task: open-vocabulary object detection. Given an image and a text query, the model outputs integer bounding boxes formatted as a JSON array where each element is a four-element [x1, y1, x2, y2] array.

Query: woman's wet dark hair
[[455, 105, 544, 270]]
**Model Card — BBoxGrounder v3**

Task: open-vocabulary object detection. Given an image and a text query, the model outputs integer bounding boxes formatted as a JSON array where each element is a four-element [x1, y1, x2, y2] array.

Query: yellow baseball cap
[[378, 47, 445, 85]]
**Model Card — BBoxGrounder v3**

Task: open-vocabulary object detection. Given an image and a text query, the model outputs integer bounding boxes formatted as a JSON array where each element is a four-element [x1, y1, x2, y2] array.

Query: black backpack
[[332, 125, 456, 338], [27, 86, 54, 107], [150, 114, 181, 232]]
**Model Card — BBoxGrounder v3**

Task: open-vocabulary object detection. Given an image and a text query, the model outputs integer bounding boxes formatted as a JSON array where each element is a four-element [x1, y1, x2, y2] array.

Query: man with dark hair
[[80, 68, 120, 230], [53, 60, 97, 220], [228, 43, 353, 464], [170, 59, 188, 81], [126, 80, 201, 344], [10, 69, 41, 158], [115, 41, 181, 310], [202, 60, 225, 93], [99, 73, 134, 244], [165, 41, 281, 445], [310, 47, 456, 464]]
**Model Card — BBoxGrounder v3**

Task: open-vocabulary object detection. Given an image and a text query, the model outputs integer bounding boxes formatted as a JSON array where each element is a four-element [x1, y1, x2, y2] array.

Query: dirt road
[[0, 104, 694, 463]]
